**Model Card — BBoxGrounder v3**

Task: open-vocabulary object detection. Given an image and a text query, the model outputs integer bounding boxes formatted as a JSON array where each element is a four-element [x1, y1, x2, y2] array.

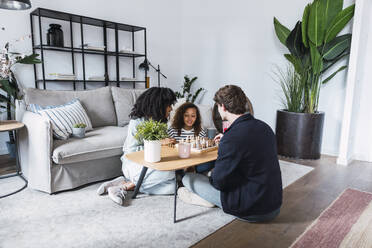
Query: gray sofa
[[18, 86, 145, 194]]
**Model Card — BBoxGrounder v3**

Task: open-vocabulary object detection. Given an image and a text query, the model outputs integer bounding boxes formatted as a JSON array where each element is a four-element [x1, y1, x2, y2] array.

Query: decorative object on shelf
[[31, 8, 147, 90], [80, 44, 105, 51], [139, 58, 166, 87], [48, 73, 76, 80], [273, 0, 355, 159], [135, 119, 168, 163], [0, 0, 31, 10], [175, 75, 204, 103], [72, 123, 87, 138], [47, 24, 64, 47], [0, 41, 40, 157]]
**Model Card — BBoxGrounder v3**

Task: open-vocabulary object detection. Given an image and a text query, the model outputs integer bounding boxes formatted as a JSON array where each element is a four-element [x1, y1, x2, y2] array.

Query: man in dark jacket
[[180, 85, 282, 222]]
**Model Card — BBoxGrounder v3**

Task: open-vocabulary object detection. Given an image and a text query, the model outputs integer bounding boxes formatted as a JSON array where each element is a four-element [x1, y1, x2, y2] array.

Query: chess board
[[173, 143, 218, 153]]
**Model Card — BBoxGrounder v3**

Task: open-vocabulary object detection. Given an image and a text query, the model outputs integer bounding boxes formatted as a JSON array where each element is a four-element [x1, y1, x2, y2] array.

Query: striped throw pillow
[[32, 99, 93, 140]]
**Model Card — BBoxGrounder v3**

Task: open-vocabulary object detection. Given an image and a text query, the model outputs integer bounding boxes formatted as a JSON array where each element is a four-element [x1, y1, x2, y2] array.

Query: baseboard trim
[[337, 155, 354, 166]]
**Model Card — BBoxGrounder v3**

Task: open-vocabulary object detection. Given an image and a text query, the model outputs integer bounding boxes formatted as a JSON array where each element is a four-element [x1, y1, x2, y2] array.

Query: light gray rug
[[0, 160, 313, 248]]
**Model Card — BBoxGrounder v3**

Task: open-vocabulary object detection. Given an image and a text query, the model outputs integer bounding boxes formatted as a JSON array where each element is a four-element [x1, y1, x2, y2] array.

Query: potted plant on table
[[273, 0, 355, 159], [135, 119, 168, 162], [0, 41, 41, 157]]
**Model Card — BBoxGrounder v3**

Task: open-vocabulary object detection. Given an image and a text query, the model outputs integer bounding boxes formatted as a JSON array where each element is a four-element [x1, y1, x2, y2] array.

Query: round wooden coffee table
[[0, 120, 27, 199]]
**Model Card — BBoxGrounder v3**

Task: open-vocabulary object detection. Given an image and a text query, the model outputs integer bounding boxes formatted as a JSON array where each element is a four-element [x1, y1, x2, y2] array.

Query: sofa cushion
[[24, 87, 116, 128], [37, 99, 93, 140], [111, 87, 146, 126], [52, 126, 127, 164]]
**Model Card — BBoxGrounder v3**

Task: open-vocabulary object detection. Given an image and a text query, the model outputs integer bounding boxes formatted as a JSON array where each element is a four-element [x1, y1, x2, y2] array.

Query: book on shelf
[[88, 76, 105, 81], [49, 73, 76, 80], [121, 77, 140, 81]]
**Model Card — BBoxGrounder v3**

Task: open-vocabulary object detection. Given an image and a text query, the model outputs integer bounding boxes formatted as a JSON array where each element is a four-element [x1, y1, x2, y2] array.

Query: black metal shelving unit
[[30, 8, 148, 90]]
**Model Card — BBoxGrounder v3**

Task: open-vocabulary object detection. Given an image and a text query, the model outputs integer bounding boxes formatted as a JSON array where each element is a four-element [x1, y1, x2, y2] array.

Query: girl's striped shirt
[[167, 128, 206, 142]]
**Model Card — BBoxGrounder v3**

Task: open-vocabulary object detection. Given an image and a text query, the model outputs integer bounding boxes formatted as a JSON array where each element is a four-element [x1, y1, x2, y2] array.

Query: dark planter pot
[[275, 110, 325, 159], [6, 141, 16, 159]]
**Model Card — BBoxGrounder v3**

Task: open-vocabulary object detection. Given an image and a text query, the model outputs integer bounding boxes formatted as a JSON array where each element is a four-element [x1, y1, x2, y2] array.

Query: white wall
[[0, 0, 183, 154], [352, 0, 372, 162], [180, 0, 354, 156], [0, 0, 360, 159]]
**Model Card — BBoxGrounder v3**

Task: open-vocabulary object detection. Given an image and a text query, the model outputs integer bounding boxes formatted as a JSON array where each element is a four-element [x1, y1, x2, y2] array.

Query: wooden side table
[[0, 120, 27, 199], [125, 146, 218, 223]]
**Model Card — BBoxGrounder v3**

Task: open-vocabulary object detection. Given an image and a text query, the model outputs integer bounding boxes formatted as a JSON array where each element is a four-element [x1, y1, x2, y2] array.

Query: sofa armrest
[[19, 110, 54, 193]]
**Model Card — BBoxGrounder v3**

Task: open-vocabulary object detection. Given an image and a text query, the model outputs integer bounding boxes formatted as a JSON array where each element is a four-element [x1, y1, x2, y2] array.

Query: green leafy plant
[[0, 41, 41, 144], [175, 75, 204, 103], [273, 64, 305, 113], [274, 0, 354, 113], [73, 123, 87, 128], [135, 119, 168, 142]]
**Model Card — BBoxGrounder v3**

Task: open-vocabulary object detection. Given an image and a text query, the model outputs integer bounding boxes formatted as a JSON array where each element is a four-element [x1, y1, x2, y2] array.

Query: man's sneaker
[[177, 187, 215, 208], [108, 185, 127, 206], [97, 176, 126, 195]]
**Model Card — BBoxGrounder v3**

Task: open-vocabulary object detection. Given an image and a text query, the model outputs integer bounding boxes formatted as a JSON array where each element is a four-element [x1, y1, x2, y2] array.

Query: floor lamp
[[139, 58, 167, 87]]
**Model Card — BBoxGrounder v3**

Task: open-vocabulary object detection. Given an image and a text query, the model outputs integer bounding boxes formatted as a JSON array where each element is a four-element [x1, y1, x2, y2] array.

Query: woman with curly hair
[[97, 87, 177, 205]]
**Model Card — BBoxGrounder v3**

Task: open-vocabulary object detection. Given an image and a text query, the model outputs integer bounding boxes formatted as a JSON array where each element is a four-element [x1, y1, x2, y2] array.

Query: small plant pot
[[144, 140, 161, 162], [72, 127, 86, 138]]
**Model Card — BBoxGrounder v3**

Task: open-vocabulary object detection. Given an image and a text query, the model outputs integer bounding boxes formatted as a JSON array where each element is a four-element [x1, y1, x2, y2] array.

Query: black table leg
[[132, 167, 148, 199], [174, 169, 183, 223]]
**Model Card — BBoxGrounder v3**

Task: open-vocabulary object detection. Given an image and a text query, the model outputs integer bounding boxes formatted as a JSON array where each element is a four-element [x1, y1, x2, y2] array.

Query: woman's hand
[[214, 133, 223, 143], [161, 138, 177, 146]]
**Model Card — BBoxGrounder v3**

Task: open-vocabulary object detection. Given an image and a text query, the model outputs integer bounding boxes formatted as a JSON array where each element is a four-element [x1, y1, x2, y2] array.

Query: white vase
[[144, 140, 161, 162]]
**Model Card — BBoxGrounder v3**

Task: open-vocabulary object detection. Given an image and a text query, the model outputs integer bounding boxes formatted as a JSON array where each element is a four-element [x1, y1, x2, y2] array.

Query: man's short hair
[[214, 85, 248, 115]]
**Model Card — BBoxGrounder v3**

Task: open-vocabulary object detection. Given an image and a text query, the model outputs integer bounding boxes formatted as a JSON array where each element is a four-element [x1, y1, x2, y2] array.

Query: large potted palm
[[273, 0, 355, 159]]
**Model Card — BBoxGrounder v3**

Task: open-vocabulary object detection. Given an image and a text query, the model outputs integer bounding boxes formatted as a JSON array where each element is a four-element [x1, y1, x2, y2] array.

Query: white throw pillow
[[36, 99, 93, 140]]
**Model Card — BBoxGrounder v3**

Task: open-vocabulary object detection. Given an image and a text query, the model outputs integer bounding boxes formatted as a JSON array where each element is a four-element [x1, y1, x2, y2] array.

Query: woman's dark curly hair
[[129, 87, 177, 123], [171, 102, 202, 136]]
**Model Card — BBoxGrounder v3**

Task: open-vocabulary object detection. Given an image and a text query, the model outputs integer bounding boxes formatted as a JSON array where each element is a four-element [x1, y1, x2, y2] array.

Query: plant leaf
[[284, 54, 302, 74], [321, 51, 349, 73], [274, 17, 291, 46], [308, 0, 326, 46], [322, 34, 351, 60], [322, 65, 347, 84], [325, 4, 355, 43], [302, 4, 311, 48], [321, 0, 343, 29], [0, 79, 16, 98], [310, 42, 323, 74], [17, 53, 41, 64], [191, 88, 204, 103], [286, 21, 306, 59]]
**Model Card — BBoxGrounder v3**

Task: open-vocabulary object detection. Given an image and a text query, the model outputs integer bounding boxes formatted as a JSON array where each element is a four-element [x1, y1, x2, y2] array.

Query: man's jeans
[[182, 173, 280, 222]]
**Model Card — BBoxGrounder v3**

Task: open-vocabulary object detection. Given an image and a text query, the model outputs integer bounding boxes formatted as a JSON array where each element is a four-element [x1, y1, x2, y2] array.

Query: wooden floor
[[2, 154, 372, 247], [0, 154, 16, 176], [193, 156, 372, 248]]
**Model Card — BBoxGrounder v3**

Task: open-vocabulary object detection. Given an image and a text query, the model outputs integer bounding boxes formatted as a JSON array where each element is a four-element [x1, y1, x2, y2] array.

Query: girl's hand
[[214, 133, 223, 143], [161, 138, 176, 146]]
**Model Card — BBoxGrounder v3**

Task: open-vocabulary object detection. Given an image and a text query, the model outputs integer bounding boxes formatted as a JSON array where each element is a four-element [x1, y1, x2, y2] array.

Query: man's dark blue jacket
[[210, 114, 282, 217]]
